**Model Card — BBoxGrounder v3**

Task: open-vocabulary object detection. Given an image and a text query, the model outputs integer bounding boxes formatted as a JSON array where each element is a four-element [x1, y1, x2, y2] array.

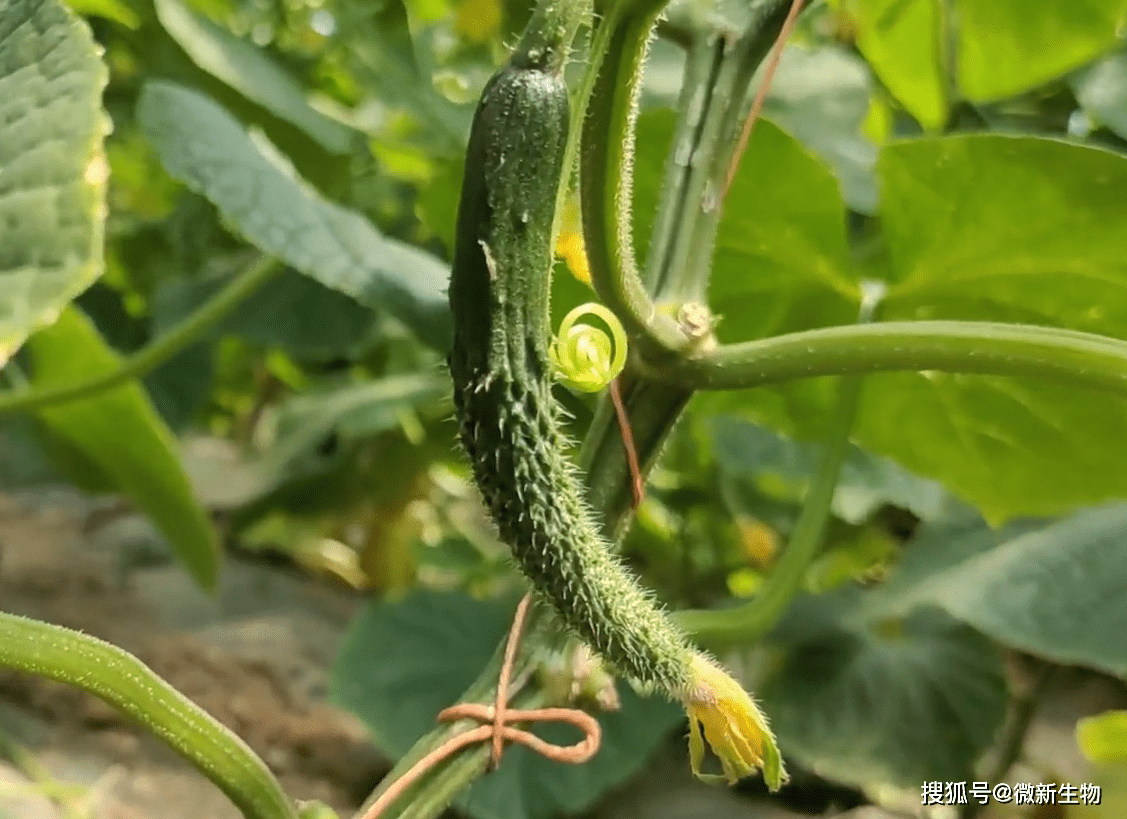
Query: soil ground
[[1, 484, 1123, 819], [0, 486, 385, 819]]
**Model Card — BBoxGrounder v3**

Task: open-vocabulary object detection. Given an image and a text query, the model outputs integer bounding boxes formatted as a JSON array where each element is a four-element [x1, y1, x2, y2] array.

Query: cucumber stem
[[513, 0, 591, 72], [649, 320, 1127, 397]]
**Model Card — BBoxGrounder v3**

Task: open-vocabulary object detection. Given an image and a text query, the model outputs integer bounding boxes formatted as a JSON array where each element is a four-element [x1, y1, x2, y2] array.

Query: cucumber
[[447, 1, 695, 695], [447, 0, 785, 789]]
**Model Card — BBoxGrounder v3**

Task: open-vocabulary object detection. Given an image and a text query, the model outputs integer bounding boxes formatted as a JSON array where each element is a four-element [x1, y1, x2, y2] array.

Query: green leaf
[[0, 0, 109, 366], [152, 268, 379, 361], [154, 0, 356, 153], [879, 135, 1127, 327], [864, 504, 1127, 676], [841, 0, 1125, 121], [859, 134, 1127, 520], [65, 0, 140, 27], [136, 81, 452, 351], [709, 416, 946, 524], [1078, 712, 1127, 763], [25, 307, 220, 588], [332, 590, 513, 757], [711, 119, 859, 343], [760, 593, 1008, 791], [332, 590, 683, 819], [957, 0, 1127, 102], [856, 375, 1127, 523], [1072, 50, 1127, 141], [845, 0, 947, 130], [762, 46, 879, 214], [267, 374, 448, 470]]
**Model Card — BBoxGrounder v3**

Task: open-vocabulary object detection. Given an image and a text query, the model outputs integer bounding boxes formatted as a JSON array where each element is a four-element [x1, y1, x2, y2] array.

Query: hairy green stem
[[579, 0, 690, 356], [648, 320, 1127, 397], [674, 0, 794, 302], [0, 611, 298, 819], [0, 256, 281, 414], [513, 0, 590, 71], [643, 34, 723, 296], [647, 1, 793, 303]]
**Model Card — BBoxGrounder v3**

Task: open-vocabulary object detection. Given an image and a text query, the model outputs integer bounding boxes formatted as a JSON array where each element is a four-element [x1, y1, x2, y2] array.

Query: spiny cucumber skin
[[448, 62, 695, 696]]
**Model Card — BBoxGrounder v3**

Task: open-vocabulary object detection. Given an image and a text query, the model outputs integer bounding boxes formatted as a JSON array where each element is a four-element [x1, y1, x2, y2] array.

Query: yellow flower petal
[[555, 191, 591, 285], [683, 654, 787, 790]]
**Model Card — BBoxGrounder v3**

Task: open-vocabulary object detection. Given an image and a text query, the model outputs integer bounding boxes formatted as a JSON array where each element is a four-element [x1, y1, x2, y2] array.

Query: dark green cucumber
[[447, 1, 696, 695]]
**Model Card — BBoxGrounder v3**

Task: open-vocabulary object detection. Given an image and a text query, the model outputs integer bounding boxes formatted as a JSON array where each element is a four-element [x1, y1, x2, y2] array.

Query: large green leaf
[[956, 0, 1127, 102], [25, 307, 220, 588], [841, 0, 1125, 124], [762, 46, 879, 214], [864, 504, 1127, 676], [332, 590, 683, 819], [879, 135, 1127, 329], [759, 591, 1008, 791], [842, 0, 947, 130], [855, 134, 1127, 521], [710, 119, 860, 342], [136, 81, 452, 351], [695, 134, 1127, 518], [153, 0, 356, 154], [0, 0, 109, 366], [856, 374, 1127, 523]]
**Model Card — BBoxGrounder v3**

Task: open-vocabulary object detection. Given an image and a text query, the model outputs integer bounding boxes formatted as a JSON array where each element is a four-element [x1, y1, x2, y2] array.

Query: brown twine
[[358, 595, 601, 819], [609, 379, 645, 510], [723, 0, 807, 201]]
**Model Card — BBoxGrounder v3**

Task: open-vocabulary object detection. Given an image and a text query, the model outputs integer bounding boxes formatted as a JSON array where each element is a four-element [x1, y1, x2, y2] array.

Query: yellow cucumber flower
[[683, 653, 787, 790], [555, 190, 591, 285]]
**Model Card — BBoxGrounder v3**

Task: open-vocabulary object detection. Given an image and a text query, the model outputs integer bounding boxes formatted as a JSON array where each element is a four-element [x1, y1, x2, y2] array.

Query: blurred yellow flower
[[683, 654, 787, 790], [556, 191, 591, 285]]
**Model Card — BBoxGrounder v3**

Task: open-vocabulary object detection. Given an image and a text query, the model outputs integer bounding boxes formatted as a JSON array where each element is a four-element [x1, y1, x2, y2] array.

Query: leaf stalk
[[0, 256, 281, 414]]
